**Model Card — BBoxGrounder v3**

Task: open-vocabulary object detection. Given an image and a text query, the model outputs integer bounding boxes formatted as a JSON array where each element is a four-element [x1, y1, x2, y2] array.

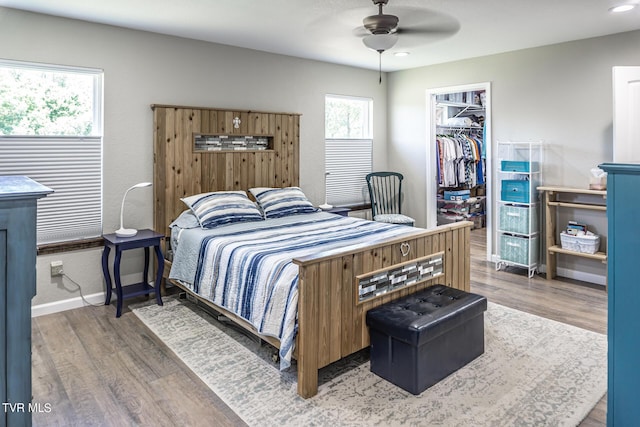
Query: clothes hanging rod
[[436, 125, 483, 130]]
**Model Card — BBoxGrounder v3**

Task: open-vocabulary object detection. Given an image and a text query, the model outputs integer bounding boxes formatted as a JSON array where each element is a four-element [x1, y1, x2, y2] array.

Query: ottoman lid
[[366, 284, 487, 346]]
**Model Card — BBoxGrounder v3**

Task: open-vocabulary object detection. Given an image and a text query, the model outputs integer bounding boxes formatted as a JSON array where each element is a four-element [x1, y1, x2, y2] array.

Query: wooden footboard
[[293, 221, 471, 398]]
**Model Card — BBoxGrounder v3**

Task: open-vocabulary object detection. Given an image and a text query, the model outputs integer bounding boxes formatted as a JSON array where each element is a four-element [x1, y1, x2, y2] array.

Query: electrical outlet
[[50, 260, 64, 276]]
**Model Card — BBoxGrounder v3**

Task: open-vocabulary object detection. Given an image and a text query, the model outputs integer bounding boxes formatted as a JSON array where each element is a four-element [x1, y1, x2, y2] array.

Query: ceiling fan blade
[[396, 22, 460, 36], [353, 26, 370, 38], [391, 7, 460, 46]]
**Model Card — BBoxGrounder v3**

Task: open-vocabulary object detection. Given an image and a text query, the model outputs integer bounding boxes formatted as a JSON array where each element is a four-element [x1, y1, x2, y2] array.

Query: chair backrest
[[366, 172, 404, 218]]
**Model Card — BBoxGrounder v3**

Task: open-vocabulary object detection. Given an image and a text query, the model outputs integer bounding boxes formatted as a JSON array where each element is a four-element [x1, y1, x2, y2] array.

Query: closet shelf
[[436, 100, 484, 110], [437, 196, 485, 205]]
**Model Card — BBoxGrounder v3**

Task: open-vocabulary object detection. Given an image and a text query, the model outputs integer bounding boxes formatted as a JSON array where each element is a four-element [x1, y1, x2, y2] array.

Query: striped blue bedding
[[169, 211, 419, 369]]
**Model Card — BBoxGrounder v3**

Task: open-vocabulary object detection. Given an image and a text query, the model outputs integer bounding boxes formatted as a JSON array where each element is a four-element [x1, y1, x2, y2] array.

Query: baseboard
[[31, 292, 105, 317], [555, 267, 606, 286]]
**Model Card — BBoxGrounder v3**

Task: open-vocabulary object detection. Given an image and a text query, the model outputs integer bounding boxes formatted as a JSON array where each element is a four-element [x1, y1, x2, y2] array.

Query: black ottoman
[[366, 284, 487, 395]]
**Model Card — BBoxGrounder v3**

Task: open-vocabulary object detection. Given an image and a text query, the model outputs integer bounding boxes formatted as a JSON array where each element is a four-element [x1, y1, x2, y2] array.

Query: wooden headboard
[[152, 104, 301, 237]]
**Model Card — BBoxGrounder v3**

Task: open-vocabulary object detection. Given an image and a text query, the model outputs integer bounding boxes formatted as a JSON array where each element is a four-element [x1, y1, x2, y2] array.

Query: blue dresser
[[0, 176, 52, 427], [599, 163, 640, 426]]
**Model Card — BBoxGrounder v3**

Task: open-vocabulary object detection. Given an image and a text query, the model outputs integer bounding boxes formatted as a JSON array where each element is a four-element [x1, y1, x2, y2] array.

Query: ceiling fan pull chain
[[379, 52, 382, 84]]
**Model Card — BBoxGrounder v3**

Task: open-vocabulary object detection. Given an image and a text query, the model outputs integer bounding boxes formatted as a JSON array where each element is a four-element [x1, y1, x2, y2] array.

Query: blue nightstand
[[101, 229, 164, 317]]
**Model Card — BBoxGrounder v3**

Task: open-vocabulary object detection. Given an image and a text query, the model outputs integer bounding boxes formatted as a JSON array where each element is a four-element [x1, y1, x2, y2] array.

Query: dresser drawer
[[499, 205, 537, 234], [500, 234, 538, 265], [501, 180, 530, 203], [501, 160, 530, 173]]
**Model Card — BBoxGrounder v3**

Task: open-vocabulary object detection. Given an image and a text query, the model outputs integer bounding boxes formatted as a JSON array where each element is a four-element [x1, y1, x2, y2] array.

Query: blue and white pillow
[[181, 191, 264, 229], [249, 187, 318, 219]]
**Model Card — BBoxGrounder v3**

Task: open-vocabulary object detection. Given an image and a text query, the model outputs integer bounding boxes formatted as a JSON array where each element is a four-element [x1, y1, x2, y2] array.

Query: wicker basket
[[560, 232, 600, 254]]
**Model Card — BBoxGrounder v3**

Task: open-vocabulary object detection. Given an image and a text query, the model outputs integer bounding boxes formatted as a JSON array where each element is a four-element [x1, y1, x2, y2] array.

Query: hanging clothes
[[435, 131, 484, 188]]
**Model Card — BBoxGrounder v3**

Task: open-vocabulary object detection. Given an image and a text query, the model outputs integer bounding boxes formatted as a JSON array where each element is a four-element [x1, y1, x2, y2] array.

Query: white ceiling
[[2, 0, 640, 71]]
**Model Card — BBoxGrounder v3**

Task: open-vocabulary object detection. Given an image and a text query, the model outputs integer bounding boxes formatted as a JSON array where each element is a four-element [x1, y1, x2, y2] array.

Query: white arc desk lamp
[[115, 182, 152, 237], [319, 172, 333, 210]]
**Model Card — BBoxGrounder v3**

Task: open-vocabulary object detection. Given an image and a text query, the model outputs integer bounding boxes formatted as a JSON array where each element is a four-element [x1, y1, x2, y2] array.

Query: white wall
[[388, 30, 640, 282], [0, 7, 388, 308]]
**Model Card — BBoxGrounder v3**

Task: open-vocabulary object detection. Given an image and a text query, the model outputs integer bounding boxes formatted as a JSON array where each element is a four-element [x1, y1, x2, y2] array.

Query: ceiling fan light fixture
[[609, 4, 636, 12], [363, 33, 398, 52]]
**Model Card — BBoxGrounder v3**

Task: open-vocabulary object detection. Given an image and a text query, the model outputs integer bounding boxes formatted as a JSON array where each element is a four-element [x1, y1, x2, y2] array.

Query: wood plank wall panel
[[153, 109, 167, 234], [181, 109, 202, 200], [152, 105, 301, 236], [275, 115, 283, 187], [164, 108, 178, 233]]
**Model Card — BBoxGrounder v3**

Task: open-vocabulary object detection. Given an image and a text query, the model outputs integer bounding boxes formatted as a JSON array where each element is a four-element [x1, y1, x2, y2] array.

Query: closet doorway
[[426, 83, 492, 261]]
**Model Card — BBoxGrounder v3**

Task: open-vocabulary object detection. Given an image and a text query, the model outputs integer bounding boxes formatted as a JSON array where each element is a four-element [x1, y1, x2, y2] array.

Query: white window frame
[[0, 59, 103, 244], [324, 94, 373, 207]]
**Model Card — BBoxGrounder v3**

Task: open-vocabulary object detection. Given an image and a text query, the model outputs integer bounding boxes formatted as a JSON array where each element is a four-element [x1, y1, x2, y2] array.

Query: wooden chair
[[366, 172, 415, 226]]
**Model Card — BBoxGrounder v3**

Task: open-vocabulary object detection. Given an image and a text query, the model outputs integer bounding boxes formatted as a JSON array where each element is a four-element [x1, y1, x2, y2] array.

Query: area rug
[[131, 296, 607, 426]]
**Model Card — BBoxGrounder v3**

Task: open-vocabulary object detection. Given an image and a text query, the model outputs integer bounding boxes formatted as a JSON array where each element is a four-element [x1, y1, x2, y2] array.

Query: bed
[[152, 104, 472, 398], [169, 208, 433, 368]]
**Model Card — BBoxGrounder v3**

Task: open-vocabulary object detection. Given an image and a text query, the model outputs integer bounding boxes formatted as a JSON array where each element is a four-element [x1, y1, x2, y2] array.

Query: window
[[324, 94, 373, 206], [0, 59, 103, 244]]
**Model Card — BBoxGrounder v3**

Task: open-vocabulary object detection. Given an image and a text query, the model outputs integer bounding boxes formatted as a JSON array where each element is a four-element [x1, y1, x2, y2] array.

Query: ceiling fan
[[361, 0, 400, 53], [357, 0, 459, 82]]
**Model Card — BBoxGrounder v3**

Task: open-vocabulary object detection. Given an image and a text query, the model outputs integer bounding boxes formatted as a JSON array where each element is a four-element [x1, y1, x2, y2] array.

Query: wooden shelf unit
[[537, 186, 607, 280]]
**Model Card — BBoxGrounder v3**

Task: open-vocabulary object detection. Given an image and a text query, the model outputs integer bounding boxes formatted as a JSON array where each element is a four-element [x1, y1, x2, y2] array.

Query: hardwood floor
[[31, 296, 246, 427], [31, 227, 607, 426]]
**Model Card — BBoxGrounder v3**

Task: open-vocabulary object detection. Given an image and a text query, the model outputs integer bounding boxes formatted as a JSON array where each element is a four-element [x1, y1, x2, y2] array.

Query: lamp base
[[115, 228, 138, 238], [319, 204, 333, 210]]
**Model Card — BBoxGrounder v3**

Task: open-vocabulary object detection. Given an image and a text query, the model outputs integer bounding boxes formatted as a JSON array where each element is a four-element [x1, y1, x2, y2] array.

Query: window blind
[[325, 139, 372, 206], [0, 137, 102, 244]]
